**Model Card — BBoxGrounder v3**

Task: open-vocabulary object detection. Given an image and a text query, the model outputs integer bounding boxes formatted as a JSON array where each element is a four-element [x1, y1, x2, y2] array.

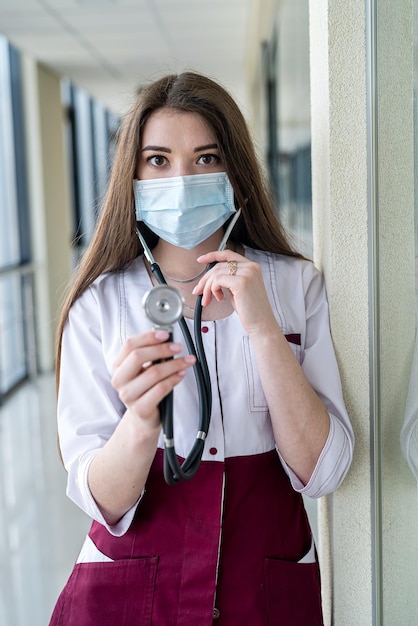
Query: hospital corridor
[[0, 1, 418, 624]]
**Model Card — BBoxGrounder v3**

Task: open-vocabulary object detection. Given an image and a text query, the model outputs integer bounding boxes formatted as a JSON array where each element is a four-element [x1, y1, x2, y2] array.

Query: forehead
[[141, 108, 217, 146]]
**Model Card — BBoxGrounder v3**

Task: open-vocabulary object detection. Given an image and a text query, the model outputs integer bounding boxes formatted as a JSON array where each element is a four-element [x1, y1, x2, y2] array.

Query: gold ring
[[227, 260, 238, 276]]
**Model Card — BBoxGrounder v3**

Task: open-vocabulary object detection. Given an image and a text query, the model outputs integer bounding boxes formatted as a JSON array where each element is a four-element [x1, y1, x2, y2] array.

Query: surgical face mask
[[133, 172, 236, 249]]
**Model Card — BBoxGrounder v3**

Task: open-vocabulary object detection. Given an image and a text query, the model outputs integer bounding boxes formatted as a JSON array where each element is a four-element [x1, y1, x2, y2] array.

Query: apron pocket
[[50, 556, 158, 626], [264, 557, 323, 626]]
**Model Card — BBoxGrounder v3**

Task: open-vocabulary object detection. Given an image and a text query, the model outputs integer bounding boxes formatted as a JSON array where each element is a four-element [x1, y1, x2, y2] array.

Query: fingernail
[[168, 343, 181, 352], [155, 330, 169, 340], [184, 355, 196, 363]]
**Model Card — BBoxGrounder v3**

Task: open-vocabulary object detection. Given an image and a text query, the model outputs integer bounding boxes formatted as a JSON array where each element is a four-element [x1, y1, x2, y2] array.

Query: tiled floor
[[0, 374, 90, 626]]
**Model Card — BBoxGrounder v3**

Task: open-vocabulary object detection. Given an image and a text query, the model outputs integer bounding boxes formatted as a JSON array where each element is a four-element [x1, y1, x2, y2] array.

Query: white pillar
[[310, 1, 372, 623]]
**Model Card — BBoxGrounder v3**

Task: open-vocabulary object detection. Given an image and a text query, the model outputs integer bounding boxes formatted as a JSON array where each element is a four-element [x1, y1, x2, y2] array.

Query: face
[[137, 109, 225, 180]]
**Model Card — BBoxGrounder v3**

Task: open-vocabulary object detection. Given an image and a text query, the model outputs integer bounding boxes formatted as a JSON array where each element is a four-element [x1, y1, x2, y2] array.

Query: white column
[[309, 1, 372, 623]]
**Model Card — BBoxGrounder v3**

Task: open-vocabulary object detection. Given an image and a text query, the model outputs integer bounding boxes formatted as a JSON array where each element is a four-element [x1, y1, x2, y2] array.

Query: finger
[[200, 275, 226, 306], [128, 371, 187, 422], [112, 341, 183, 388], [193, 254, 247, 296], [112, 330, 170, 368], [117, 355, 196, 407], [194, 260, 242, 304], [196, 250, 245, 264]]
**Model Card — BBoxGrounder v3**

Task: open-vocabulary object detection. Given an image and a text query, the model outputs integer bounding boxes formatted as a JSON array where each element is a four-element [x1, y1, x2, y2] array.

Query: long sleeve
[[287, 261, 353, 496], [58, 283, 140, 536], [251, 252, 354, 497]]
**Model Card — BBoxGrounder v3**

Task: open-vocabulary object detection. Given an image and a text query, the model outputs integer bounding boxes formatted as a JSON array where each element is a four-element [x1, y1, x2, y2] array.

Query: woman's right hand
[[88, 330, 195, 526], [111, 329, 196, 430]]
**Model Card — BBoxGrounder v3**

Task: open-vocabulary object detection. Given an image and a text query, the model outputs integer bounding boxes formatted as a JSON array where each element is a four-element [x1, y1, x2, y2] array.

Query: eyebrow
[[194, 143, 219, 152], [141, 145, 171, 153], [141, 143, 219, 153]]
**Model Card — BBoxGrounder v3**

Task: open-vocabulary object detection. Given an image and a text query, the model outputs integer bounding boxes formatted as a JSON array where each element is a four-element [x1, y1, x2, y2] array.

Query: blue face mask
[[133, 172, 236, 249]]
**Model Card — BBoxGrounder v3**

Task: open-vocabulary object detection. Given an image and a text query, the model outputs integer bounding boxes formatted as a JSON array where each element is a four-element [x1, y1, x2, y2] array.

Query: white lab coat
[[58, 246, 354, 538]]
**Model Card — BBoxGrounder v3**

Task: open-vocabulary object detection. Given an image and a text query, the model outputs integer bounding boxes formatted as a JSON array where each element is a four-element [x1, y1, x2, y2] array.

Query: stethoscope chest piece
[[142, 285, 184, 328]]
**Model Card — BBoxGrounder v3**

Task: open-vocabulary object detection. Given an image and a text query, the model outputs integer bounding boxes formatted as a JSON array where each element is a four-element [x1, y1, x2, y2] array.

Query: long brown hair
[[55, 71, 302, 384]]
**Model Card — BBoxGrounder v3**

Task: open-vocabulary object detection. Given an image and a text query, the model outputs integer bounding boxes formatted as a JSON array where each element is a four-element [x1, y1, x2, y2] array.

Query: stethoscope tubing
[[136, 207, 241, 484], [149, 262, 212, 484]]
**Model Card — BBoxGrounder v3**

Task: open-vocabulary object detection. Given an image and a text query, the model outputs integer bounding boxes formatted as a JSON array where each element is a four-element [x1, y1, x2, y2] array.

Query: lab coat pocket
[[242, 333, 302, 413], [242, 336, 268, 413], [264, 557, 323, 626], [49, 556, 158, 626]]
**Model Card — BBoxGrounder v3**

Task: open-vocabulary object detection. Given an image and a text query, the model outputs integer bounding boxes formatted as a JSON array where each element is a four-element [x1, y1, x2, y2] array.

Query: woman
[[50, 71, 354, 626]]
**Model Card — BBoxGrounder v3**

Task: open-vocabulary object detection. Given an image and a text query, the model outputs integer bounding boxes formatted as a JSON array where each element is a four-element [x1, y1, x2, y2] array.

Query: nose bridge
[[172, 157, 194, 177]]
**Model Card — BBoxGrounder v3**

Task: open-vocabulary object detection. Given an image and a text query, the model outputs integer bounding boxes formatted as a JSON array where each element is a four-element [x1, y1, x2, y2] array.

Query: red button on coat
[[209, 447, 218, 455], [201, 326, 209, 333]]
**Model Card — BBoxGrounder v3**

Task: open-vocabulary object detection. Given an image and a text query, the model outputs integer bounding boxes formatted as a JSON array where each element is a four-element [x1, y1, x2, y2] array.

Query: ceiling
[[0, 0, 253, 115]]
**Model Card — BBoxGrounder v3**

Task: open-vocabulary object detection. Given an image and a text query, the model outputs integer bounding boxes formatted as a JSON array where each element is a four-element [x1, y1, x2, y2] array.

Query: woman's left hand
[[195, 250, 331, 485], [193, 250, 277, 336]]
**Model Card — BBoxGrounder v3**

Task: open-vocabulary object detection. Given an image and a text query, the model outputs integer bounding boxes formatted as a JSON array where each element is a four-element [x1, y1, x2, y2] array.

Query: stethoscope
[[135, 209, 241, 485]]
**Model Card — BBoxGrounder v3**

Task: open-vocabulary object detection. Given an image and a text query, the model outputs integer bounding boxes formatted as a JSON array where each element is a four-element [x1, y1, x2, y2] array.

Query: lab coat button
[[213, 607, 220, 619], [209, 447, 218, 455], [201, 325, 209, 333]]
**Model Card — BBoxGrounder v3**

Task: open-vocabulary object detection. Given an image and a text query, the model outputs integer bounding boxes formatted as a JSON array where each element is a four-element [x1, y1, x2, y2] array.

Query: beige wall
[[22, 58, 72, 372]]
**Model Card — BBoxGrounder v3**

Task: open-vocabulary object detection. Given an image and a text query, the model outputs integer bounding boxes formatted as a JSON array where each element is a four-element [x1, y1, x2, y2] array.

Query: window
[[0, 36, 33, 398], [263, 1, 312, 258], [62, 80, 119, 263]]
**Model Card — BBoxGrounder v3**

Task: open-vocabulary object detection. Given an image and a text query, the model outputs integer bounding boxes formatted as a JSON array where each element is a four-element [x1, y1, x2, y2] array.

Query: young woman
[[49, 71, 354, 626]]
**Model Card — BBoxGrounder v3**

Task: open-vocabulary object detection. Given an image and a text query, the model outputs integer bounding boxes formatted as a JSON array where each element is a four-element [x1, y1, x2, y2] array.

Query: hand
[[193, 250, 278, 336], [111, 330, 196, 429]]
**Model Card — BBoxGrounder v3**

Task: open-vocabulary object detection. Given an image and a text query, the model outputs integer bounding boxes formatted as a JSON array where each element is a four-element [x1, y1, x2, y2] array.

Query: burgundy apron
[[49, 449, 323, 625]]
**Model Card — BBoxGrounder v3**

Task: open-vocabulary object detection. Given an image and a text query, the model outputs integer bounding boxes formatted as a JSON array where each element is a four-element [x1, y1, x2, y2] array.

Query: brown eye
[[197, 154, 221, 166], [148, 155, 168, 167]]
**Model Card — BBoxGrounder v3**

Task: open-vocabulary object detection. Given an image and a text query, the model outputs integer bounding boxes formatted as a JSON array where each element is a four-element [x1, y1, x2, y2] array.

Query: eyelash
[[197, 154, 221, 165], [146, 153, 221, 167], [147, 155, 168, 167]]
